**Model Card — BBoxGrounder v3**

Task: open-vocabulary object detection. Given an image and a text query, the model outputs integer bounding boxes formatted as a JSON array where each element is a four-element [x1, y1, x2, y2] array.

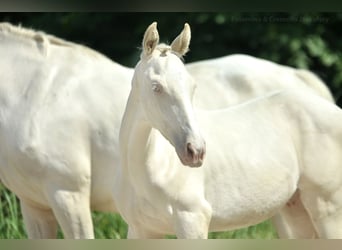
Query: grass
[[0, 184, 278, 239], [0, 184, 26, 238]]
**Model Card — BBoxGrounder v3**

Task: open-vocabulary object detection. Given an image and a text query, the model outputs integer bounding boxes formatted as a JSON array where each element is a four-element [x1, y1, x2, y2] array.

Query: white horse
[[115, 22, 342, 239], [188, 54, 334, 109], [0, 22, 333, 239], [190, 54, 333, 239], [0, 22, 133, 238]]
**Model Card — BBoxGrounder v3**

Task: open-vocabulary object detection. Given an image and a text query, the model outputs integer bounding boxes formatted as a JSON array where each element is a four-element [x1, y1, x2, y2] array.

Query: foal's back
[[187, 54, 333, 109]]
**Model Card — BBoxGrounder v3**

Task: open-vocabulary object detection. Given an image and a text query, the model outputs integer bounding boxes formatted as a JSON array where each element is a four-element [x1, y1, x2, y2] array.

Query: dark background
[[1, 12, 342, 105]]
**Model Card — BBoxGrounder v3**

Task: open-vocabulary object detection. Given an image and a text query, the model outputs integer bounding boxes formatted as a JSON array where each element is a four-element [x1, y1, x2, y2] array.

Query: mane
[[140, 43, 185, 61], [0, 22, 104, 59]]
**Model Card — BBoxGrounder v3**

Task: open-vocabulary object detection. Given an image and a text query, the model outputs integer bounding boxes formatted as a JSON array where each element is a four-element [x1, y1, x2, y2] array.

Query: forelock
[[140, 43, 185, 61]]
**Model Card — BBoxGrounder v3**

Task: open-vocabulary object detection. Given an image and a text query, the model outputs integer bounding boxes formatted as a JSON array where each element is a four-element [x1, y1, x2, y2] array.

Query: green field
[[0, 184, 278, 239]]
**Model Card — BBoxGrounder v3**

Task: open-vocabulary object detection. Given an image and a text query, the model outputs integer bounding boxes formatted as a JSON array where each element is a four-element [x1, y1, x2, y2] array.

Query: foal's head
[[132, 22, 205, 168]]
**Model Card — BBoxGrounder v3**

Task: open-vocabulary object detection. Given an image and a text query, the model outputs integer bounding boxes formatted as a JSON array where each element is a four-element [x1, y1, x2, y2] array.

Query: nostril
[[187, 143, 195, 159], [199, 149, 205, 161]]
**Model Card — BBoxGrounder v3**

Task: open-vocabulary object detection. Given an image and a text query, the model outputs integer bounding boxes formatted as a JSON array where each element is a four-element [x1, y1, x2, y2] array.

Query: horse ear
[[142, 22, 159, 56], [171, 23, 191, 56]]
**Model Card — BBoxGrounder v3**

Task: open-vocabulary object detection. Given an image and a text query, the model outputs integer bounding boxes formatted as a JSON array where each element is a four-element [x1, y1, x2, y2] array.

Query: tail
[[295, 69, 334, 103]]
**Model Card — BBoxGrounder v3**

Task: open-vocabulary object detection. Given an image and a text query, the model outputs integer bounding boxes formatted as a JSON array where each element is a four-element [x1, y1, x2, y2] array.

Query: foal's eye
[[152, 83, 163, 94]]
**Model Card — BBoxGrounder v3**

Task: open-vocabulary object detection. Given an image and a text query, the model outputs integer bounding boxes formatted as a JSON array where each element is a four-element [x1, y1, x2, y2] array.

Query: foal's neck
[[120, 88, 154, 160], [120, 88, 181, 193]]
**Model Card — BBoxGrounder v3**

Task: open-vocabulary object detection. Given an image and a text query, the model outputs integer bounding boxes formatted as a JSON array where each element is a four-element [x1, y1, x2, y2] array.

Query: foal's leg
[[173, 210, 210, 238], [173, 200, 212, 239], [46, 187, 94, 239], [271, 190, 318, 238], [21, 199, 58, 239], [301, 187, 342, 238], [127, 226, 164, 239]]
